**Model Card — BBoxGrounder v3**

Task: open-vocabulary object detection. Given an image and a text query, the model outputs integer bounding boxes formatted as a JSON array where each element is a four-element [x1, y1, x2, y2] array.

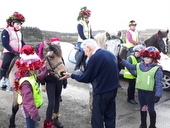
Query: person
[[38, 38, 67, 128], [13, 45, 45, 128], [119, 46, 163, 128], [0, 12, 26, 88], [124, 44, 145, 104], [75, 6, 94, 74], [60, 39, 120, 128], [125, 20, 142, 55]]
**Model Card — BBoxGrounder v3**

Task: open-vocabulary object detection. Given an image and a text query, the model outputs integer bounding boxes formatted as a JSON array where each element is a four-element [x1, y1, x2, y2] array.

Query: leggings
[[1, 53, 14, 69], [45, 81, 63, 121]]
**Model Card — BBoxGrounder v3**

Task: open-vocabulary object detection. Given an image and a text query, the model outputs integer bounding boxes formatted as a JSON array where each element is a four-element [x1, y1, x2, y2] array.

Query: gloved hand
[[154, 96, 160, 103], [117, 54, 122, 63], [12, 50, 20, 56], [32, 115, 41, 122], [63, 79, 67, 89]]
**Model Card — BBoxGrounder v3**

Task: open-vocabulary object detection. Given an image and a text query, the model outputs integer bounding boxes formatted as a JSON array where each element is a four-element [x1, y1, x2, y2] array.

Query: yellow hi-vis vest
[[126, 30, 139, 48], [3, 26, 22, 53], [17, 75, 44, 108], [135, 63, 159, 91], [123, 55, 138, 79], [77, 20, 91, 42]]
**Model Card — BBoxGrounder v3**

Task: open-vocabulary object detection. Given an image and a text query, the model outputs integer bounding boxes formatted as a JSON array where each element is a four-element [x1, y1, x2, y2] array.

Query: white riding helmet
[[133, 44, 146, 52]]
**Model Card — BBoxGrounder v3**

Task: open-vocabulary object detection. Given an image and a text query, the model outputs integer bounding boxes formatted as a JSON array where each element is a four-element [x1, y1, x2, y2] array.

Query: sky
[[1, 0, 170, 33]]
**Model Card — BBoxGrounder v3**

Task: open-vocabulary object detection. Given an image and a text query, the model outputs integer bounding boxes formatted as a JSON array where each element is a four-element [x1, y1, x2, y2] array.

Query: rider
[[75, 6, 94, 74], [125, 20, 142, 55], [0, 12, 26, 87]]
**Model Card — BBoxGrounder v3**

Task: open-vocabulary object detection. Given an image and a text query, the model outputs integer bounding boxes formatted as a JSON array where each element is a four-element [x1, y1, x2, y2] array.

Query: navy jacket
[[71, 49, 120, 95]]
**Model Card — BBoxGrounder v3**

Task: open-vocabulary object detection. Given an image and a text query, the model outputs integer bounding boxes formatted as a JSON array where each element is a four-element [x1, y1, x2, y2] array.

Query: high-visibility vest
[[126, 30, 139, 48], [135, 63, 159, 91], [77, 20, 91, 42], [123, 55, 138, 79], [3, 26, 22, 53], [18, 75, 44, 108]]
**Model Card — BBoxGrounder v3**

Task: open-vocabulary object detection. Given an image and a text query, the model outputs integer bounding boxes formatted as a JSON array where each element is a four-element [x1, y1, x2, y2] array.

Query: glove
[[117, 54, 122, 63], [154, 96, 160, 103], [12, 50, 20, 56], [32, 115, 41, 122], [63, 79, 67, 89]]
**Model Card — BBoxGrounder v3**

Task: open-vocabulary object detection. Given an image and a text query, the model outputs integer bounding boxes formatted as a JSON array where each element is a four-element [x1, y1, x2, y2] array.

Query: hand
[[63, 79, 67, 89], [117, 54, 122, 63], [32, 115, 40, 122], [12, 50, 20, 56], [59, 72, 71, 80], [154, 96, 160, 103], [41, 85, 46, 92]]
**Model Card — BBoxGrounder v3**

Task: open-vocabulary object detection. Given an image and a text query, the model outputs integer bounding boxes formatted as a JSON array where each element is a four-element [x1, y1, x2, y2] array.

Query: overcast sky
[[1, 0, 170, 33]]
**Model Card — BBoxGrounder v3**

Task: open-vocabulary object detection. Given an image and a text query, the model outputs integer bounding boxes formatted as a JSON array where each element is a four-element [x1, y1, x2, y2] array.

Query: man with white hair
[[60, 39, 120, 128]]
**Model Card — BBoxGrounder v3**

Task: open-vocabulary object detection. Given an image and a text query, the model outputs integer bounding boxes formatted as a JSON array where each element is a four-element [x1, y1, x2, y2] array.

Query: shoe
[[74, 69, 83, 75], [127, 99, 138, 104]]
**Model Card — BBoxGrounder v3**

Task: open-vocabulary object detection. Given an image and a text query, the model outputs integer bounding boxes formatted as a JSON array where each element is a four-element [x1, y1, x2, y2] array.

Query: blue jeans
[[26, 117, 35, 128], [91, 89, 118, 128], [138, 90, 155, 112], [77, 42, 84, 53]]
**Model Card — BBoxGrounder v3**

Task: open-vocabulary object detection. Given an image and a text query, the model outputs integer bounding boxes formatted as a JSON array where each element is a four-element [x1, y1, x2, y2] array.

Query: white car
[[159, 53, 170, 90]]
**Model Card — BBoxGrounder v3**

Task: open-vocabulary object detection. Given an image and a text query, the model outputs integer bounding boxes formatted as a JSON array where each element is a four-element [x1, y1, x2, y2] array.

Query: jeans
[[26, 117, 35, 128]]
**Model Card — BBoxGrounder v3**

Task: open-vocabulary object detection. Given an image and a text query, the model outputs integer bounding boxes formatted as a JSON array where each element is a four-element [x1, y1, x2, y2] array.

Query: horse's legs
[[9, 92, 19, 128]]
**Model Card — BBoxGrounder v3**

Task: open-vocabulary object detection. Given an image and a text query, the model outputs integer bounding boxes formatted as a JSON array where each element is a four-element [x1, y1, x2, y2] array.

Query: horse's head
[[43, 43, 67, 78], [156, 30, 169, 54], [95, 31, 123, 56], [105, 31, 123, 56]]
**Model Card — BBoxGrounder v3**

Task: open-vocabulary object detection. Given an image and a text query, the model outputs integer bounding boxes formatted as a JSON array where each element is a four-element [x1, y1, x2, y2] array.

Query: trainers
[[74, 69, 83, 75]]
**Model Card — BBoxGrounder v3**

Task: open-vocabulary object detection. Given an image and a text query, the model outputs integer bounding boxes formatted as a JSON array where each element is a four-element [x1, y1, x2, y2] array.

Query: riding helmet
[[129, 20, 137, 27], [77, 6, 91, 21], [139, 46, 161, 60], [6, 12, 25, 26]]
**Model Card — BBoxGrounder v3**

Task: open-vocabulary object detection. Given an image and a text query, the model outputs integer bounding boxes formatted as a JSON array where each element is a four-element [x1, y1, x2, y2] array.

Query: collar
[[92, 47, 100, 55]]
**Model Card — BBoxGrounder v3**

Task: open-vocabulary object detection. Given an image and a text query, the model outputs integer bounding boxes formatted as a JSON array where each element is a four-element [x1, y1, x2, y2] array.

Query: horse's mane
[[48, 43, 62, 57]]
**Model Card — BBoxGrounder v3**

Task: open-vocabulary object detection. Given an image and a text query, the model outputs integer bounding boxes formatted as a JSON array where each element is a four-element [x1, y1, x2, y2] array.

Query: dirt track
[[0, 77, 170, 128]]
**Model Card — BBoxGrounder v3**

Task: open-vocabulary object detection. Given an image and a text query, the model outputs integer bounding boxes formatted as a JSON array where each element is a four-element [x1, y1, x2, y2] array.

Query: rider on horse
[[125, 20, 142, 55], [0, 12, 26, 88], [75, 6, 94, 74]]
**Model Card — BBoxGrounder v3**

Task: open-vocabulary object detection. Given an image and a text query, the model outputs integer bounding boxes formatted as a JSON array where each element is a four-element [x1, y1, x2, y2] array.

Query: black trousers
[[1, 53, 14, 69], [45, 80, 63, 121], [127, 79, 136, 100], [91, 88, 118, 128]]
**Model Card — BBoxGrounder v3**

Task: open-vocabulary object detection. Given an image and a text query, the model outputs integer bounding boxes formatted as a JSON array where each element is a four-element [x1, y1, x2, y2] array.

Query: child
[[120, 46, 163, 128], [124, 44, 145, 104], [0, 12, 26, 88], [14, 45, 46, 128]]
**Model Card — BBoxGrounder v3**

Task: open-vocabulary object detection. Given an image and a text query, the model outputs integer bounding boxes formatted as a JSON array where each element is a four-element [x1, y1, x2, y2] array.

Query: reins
[[46, 57, 63, 78]]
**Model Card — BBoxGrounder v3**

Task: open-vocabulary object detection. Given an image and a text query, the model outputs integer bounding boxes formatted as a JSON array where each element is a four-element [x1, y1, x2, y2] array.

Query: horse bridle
[[45, 57, 63, 78]]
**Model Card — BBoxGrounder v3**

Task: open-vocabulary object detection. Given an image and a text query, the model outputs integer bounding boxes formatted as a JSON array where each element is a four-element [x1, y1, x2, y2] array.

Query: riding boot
[[74, 52, 84, 71], [139, 111, 147, 128], [43, 120, 54, 128], [0, 68, 7, 88], [0, 68, 6, 80], [53, 113, 64, 128], [149, 111, 156, 128]]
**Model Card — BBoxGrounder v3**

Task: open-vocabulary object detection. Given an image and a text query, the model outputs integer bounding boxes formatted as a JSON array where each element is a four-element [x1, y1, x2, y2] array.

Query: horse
[[7, 42, 66, 128], [144, 30, 169, 54]]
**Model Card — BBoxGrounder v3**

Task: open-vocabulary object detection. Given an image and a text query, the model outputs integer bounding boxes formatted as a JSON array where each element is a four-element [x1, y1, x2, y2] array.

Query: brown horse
[[144, 30, 169, 54], [7, 42, 66, 128]]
